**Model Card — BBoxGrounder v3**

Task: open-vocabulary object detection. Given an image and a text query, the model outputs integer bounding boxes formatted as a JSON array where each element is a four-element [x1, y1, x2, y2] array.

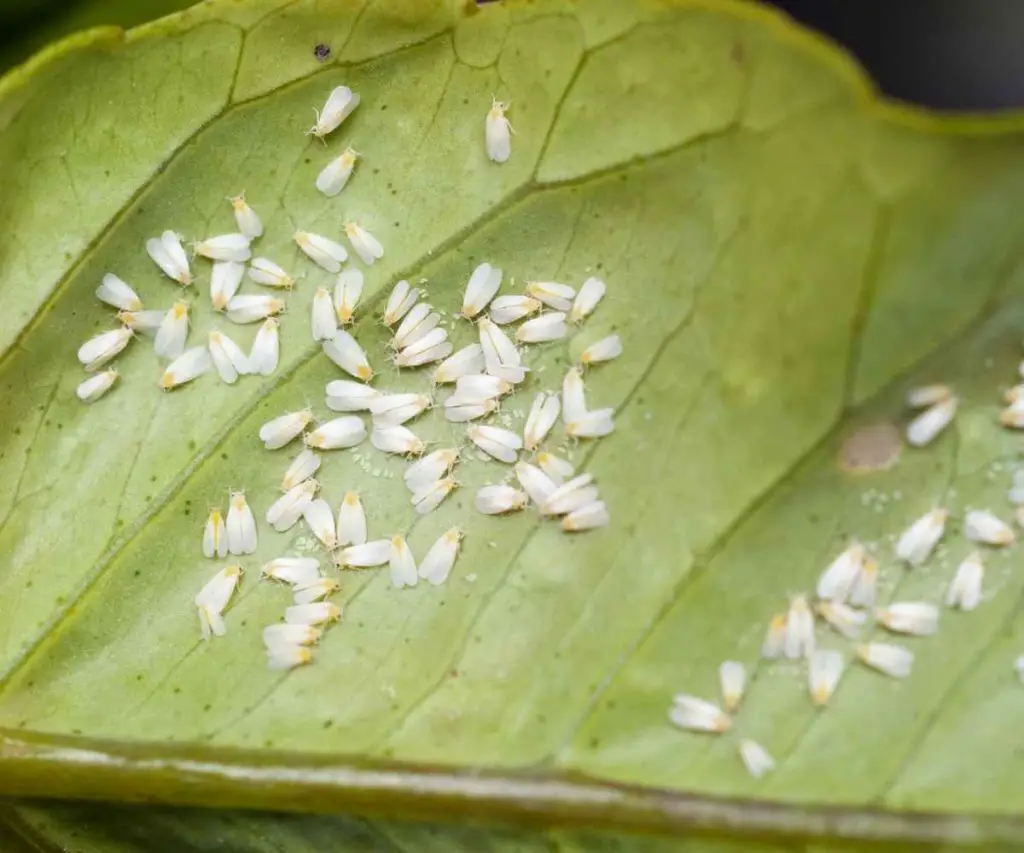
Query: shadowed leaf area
[[2, 0, 1024, 848]]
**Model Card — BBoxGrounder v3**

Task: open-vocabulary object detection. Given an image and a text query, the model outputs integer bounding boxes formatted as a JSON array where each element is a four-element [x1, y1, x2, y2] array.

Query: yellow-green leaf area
[[2, 0, 1024, 843]]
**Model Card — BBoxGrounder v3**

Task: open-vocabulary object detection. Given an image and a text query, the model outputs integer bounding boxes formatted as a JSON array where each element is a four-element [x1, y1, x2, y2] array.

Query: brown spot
[[730, 41, 746, 66], [838, 423, 902, 474]]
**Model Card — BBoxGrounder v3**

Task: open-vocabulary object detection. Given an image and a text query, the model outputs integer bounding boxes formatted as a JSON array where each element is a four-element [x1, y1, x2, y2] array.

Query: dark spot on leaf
[[314, 43, 332, 61], [150, 475, 157, 482], [589, 737, 600, 748], [380, 104, 388, 111], [322, 719, 333, 728], [133, 570, 141, 577], [203, 704, 212, 712], [730, 41, 746, 66], [304, 157, 311, 164], [393, 221, 400, 227], [264, 740, 274, 747], [72, 729, 82, 735], [221, 453, 228, 460], [173, 687, 181, 694], [136, 674, 144, 681], [188, 439, 198, 451], [24, 581, 32, 589]]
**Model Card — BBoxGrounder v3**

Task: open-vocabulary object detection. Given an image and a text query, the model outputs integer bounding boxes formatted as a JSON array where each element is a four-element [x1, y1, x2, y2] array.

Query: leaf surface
[[2, 0, 1024, 845]]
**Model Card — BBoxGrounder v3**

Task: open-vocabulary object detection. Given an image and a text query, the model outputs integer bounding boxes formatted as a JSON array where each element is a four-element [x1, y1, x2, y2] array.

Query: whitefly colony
[[75, 87, 617, 675], [79, 78, 1023, 783], [671, 374, 1024, 779]]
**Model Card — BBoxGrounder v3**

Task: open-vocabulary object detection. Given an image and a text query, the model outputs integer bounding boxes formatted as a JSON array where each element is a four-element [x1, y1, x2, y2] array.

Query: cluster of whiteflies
[[76, 82, 527, 405], [669, 495, 1015, 778]]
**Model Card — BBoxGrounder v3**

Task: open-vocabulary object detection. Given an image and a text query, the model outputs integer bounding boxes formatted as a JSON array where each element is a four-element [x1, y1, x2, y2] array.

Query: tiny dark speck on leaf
[[313, 43, 332, 61], [188, 439, 197, 450], [304, 157, 311, 164], [220, 452, 228, 460], [203, 704, 212, 712]]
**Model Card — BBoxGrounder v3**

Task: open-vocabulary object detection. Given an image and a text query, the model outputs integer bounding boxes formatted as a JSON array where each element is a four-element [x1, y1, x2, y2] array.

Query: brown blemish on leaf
[[838, 422, 902, 474]]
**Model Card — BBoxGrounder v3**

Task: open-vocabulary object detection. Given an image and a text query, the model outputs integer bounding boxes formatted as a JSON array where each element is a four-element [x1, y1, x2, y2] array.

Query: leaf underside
[[3, 0, 1024, 846]]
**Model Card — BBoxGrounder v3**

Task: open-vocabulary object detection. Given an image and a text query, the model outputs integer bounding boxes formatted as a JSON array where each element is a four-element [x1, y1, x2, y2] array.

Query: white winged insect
[[78, 327, 133, 371], [248, 318, 280, 376], [485, 97, 513, 163], [307, 85, 360, 140], [96, 274, 142, 311], [461, 263, 502, 319], [146, 230, 192, 285], [345, 221, 383, 266], [226, 491, 258, 555], [316, 147, 360, 197], [418, 527, 463, 585], [229, 193, 263, 239]]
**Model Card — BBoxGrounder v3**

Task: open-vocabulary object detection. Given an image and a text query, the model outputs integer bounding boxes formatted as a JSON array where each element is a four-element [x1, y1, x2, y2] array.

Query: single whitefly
[[894, 508, 947, 566], [526, 280, 575, 312], [282, 448, 321, 492], [384, 280, 420, 327], [816, 542, 867, 603], [311, 288, 339, 342], [371, 392, 431, 427], [389, 535, 418, 589], [394, 303, 439, 350], [285, 601, 342, 626], [475, 484, 528, 515], [461, 263, 503, 319], [334, 268, 364, 325], [305, 416, 367, 450], [478, 317, 526, 383], [808, 648, 845, 706], [906, 396, 957, 447], [454, 374, 512, 403], [316, 147, 359, 197], [760, 613, 787, 659], [262, 557, 321, 586], [96, 274, 142, 312], [267, 479, 319, 532], [154, 301, 189, 360], [266, 644, 314, 670], [203, 508, 227, 559], [78, 327, 133, 371], [668, 695, 730, 734], [541, 473, 597, 516], [194, 233, 252, 263], [566, 407, 615, 439], [249, 257, 296, 289], [371, 424, 424, 456], [856, 642, 913, 678], [336, 539, 391, 568], [485, 98, 512, 163], [146, 230, 192, 285], [571, 277, 606, 324], [195, 564, 243, 640], [418, 527, 463, 585], [516, 311, 568, 344], [468, 424, 523, 464], [263, 623, 321, 648], [738, 739, 775, 779], [561, 500, 609, 532], [444, 396, 497, 423], [815, 600, 866, 640], [580, 334, 623, 367], [405, 448, 459, 494], [906, 383, 954, 409], [412, 476, 458, 515], [515, 461, 557, 506], [536, 451, 574, 484], [337, 491, 368, 547], [76, 369, 119, 403], [259, 408, 314, 450], [302, 498, 338, 550], [226, 294, 285, 324], [345, 221, 384, 266], [248, 317, 280, 376], [229, 193, 263, 239], [293, 577, 341, 605], [434, 344, 485, 384], [118, 309, 165, 334], [848, 558, 879, 608], [295, 230, 348, 273], [325, 378, 379, 412], [490, 294, 541, 325], [718, 660, 746, 713], [307, 85, 360, 140], [562, 366, 587, 424], [226, 491, 258, 555], [397, 336, 453, 367], [946, 551, 984, 611], [159, 346, 210, 390], [875, 601, 939, 636], [210, 261, 245, 311], [323, 329, 373, 381], [965, 509, 1015, 546], [999, 400, 1024, 429], [784, 595, 815, 659]]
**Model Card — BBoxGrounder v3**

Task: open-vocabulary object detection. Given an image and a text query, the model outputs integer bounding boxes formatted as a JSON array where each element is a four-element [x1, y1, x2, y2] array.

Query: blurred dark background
[[2, 0, 1024, 110]]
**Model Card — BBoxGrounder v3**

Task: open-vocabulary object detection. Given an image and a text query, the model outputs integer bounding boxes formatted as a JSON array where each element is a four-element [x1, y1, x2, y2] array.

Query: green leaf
[[3, 0, 1024, 848]]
